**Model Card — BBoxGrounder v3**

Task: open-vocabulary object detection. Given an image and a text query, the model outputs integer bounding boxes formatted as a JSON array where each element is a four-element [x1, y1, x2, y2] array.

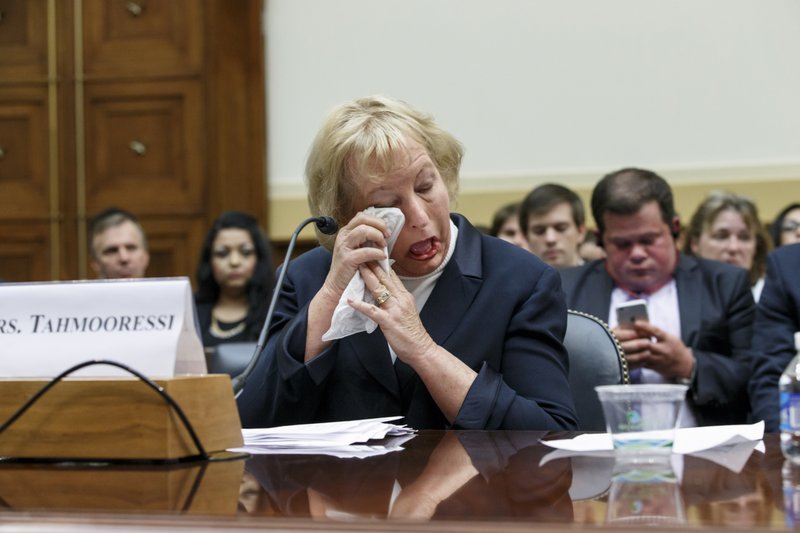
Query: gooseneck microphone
[[231, 216, 338, 396]]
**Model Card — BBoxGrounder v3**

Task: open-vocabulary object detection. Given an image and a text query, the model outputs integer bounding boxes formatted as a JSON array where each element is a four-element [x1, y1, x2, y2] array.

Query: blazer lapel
[[419, 216, 483, 346], [580, 262, 614, 321], [396, 215, 483, 389], [675, 254, 701, 345], [346, 330, 399, 397]]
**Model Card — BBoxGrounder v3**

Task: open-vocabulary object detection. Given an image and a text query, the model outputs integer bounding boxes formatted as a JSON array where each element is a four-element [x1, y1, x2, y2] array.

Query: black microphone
[[231, 216, 338, 396]]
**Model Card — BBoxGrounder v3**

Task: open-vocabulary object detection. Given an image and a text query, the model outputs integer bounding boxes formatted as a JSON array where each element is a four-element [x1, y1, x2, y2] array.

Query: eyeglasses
[[781, 220, 800, 233]]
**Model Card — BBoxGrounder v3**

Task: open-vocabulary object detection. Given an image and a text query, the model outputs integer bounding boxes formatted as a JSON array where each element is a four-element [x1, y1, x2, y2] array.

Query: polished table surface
[[0, 430, 792, 531]]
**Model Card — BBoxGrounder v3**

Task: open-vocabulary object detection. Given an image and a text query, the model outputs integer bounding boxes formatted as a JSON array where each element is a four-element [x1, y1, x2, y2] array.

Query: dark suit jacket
[[559, 254, 755, 426], [237, 214, 577, 430], [749, 243, 800, 431]]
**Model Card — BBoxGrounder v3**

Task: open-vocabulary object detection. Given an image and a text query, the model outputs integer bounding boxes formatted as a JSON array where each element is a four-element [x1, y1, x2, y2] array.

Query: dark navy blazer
[[237, 214, 577, 430], [749, 243, 800, 431], [560, 254, 755, 426]]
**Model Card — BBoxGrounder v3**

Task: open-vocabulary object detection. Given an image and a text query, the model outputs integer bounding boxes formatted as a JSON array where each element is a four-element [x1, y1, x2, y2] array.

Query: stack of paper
[[230, 416, 416, 459]]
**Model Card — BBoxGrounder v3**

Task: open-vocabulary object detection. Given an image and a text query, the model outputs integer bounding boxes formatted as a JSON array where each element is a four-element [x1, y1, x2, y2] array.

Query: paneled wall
[[0, 0, 266, 282]]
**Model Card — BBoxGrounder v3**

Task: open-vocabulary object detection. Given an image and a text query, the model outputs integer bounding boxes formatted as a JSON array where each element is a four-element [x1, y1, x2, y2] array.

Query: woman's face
[[498, 216, 530, 250], [691, 209, 755, 271], [211, 228, 257, 294], [780, 207, 800, 246], [352, 137, 452, 277]]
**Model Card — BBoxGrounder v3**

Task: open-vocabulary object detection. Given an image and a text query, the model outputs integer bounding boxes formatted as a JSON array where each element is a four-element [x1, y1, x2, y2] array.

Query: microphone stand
[[231, 216, 337, 397]]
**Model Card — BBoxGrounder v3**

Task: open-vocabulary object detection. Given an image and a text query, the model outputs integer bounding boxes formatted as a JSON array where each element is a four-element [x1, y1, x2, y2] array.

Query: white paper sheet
[[230, 416, 417, 458], [232, 434, 417, 459], [542, 421, 763, 453]]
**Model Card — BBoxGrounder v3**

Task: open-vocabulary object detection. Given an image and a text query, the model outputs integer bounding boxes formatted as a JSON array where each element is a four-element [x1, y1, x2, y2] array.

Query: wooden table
[[0, 430, 791, 531]]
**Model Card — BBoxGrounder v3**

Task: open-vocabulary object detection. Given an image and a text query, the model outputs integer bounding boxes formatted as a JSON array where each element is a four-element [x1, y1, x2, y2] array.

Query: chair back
[[565, 310, 628, 431]]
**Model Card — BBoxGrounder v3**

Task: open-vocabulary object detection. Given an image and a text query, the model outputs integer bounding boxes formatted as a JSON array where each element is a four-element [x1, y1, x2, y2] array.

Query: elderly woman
[[237, 96, 576, 430], [683, 191, 770, 301]]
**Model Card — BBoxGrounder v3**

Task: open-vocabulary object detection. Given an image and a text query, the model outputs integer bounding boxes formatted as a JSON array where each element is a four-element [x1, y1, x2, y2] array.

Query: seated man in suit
[[749, 243, 800, 432], [89, 207, 150, 279], [560, 168, 755, 426]]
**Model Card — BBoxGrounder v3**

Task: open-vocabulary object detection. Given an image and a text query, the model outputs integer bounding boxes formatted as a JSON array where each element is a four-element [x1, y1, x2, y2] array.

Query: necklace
[[209, 314, 246, 339]]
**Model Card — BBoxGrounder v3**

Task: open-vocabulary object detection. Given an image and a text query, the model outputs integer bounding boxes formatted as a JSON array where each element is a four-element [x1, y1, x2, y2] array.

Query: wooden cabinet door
[[142, 217, 206, 281], [0, 0, 48, 80], [82, 0, 203, 79], [0, 86, 55, 281], [0, 0, 266, 284], [0, 223, 50, 282], [84, 80, 205, 215], [0, 86, 50, 217]]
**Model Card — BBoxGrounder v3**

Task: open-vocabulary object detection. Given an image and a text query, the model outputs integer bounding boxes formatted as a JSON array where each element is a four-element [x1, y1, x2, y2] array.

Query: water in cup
[[595, 384, 688, 454]]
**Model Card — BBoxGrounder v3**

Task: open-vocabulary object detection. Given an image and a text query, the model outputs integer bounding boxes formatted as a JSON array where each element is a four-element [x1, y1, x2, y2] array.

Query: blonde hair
[[305, 96, 463, 249], [683, 190, 771, 284]]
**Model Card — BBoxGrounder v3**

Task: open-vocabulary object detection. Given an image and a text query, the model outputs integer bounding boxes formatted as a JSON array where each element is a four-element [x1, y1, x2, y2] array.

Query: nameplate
[[0, 277, 206, 378]]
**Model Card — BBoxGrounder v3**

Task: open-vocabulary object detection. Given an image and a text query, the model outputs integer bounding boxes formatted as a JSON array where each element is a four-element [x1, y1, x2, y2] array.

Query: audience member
[[560, 168, 755, 426], [683, 191, 770, 301], [194, 211, 275, 349], [749, 243, 800, 431], [770, 202, 800, 248], [237, 95, 577, 431], [489, 202, 529, 250], [519, 183, 586, 268], [89, 207, 150, 279], [578, 231, 606, 262]]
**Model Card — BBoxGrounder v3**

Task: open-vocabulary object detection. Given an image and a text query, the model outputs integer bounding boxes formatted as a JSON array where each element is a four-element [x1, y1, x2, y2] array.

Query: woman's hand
[[348, 262, 437, 366], [388, 432, 478, 519], [305, 212, 389, 360], [319, 212, 389, 302]]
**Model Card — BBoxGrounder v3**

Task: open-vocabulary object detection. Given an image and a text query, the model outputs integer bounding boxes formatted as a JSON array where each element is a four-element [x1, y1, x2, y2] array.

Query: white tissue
[[321, 207, 406, 341]]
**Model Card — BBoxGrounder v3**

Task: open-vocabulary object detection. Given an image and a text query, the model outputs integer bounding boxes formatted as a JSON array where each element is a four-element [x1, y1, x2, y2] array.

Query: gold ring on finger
[[374, 289, 391, 306]]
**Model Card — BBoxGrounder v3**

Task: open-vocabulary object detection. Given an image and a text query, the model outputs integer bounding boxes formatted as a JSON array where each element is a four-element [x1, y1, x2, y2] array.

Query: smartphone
[[615, 299, 649, 326]]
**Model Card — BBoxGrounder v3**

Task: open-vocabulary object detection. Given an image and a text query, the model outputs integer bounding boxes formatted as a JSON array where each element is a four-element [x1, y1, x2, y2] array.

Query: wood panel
[[0, 85, 50, 217], [0, 0, 48, 81], [0, 222, 50, 282], [84, 80, 205, 215], [0, 0, 267, 283], [204, 0, 266, 218], [0, 376, 242, 460], [135, 216, 206, 282], [82, 0, 203, 79]]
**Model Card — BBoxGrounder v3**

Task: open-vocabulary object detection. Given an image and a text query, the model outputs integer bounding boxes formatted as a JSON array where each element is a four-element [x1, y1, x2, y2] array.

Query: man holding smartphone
[[560, 168, 755, 426]]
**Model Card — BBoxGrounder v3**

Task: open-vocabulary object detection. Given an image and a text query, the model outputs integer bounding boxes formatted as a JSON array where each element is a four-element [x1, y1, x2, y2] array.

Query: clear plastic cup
[[606, 455, 686, 525], [595, 384, 688, 454]]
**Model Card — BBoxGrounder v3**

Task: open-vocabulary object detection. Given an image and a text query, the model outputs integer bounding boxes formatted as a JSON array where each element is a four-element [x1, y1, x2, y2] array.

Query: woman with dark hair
[[489, 202, 529, 251], [194, 211, 274, 348], [770, 202, 800, 248]]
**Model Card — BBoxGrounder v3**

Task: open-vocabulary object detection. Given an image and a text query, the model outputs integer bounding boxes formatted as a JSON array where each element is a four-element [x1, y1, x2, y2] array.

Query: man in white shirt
[[560, 168, 755, 426]]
